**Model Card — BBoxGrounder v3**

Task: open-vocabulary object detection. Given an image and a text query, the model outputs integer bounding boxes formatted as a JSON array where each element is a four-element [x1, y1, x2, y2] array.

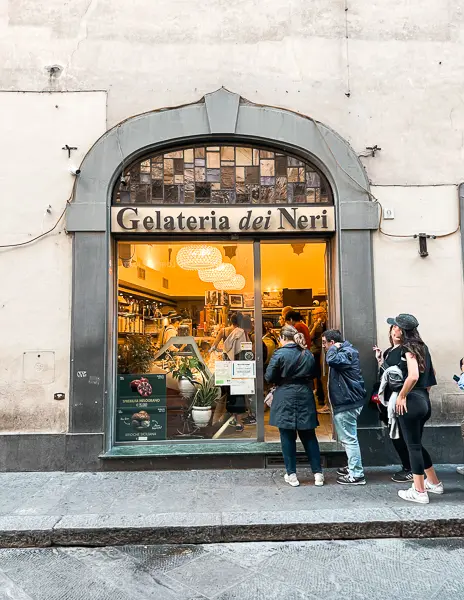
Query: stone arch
[[67, 89, 378, 440]]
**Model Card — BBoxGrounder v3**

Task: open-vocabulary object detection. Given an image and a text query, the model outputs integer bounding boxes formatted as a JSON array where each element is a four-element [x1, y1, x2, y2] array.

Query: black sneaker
[[242, 415, 257, 425], [391, 469, 413, 483], [337, 466, 349, 476], [337, 474, 366, 485]]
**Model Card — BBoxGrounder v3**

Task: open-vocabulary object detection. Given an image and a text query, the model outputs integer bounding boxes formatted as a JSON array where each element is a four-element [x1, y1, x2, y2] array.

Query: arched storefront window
[[113, 144, 332, 205]]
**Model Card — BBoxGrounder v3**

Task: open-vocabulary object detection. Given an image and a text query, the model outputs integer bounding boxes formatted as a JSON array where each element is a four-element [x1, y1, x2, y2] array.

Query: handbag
[[264, 350, 306, 408]]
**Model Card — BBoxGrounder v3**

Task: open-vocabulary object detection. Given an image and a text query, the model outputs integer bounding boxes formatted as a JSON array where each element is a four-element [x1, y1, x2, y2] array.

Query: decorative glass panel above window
[[113, 145, 332, 205]]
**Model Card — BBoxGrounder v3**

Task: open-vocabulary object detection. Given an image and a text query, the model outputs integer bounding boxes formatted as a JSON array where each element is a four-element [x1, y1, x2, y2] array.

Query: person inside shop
[[279, 306, 293, 327], [322, 329, 367, 485], [371, 326, 412, 483], [240, 315, 254, 346], [262, 321, 279, 413], [210, 313, 249, 432], [265, 325, 324, 487], [285, 310, 311, 350], [159, 313, 182, 350], [386, 313, 443, 504], [456, 357, 464, 476], [263, 321, 279, 368], [310, 303, 328, 411]]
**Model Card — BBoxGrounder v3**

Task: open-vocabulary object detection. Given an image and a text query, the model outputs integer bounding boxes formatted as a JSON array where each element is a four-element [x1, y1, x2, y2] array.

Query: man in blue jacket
[[322, 329, 367, 485]]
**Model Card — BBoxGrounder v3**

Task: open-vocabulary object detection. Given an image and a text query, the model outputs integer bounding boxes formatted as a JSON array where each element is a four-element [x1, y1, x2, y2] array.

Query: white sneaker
[[398, 485, 429, 504], [457, 466, 464, 476], [314, 473, 324, 487], [425, 479, 444, 494], [284, 473, 300, 487]]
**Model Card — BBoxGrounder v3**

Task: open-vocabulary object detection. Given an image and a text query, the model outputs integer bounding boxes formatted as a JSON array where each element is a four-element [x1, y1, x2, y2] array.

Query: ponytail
[[280, 325, 307, 349], [293, 332, 307, 350]]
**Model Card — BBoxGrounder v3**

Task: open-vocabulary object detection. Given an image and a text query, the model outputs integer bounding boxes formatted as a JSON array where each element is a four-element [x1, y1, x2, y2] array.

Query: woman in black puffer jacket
[[265, 325, 323, 488]]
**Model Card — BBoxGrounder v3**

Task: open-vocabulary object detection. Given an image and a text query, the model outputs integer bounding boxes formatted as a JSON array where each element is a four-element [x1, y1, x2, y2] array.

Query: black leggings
[[378, 405, 411, 471], [398, 389, 433, 476]]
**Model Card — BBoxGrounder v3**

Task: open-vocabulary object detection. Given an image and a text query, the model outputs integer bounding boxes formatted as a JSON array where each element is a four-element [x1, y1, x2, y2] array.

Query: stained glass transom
[[113, 145, 332, 205]]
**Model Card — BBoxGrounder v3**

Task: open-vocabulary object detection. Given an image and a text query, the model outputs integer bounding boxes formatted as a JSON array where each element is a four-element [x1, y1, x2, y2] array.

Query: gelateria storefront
[[67, 90, 379, 469], [112, 143, 335, 447]]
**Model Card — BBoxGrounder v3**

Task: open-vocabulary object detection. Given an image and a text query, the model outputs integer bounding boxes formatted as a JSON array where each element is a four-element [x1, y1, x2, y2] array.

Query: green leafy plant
[[192, 374, 219, 408], [167, 354, 219, 408], [169, 356, 204, 384], [118, 334, 154, 374]]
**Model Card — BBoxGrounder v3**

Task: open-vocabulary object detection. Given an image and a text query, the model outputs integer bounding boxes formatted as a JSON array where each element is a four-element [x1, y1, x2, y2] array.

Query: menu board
[[116, 407, 167, 442], [116, 373, 167, 441]]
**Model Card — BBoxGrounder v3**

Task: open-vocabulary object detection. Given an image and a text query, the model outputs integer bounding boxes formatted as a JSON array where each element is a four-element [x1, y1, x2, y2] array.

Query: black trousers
[[377, 405, 411, 471], [398, 389, 433, 476]]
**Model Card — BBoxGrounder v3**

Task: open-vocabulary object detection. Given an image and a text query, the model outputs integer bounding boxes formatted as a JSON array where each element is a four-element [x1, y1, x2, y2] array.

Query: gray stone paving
[[0, 467, 463, 546], [0, 538, 464, 599]]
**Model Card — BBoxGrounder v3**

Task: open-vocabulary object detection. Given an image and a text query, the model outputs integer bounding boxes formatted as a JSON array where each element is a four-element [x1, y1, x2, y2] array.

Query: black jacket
[[265, 343, 318, 430], [326, 341, 366, 414]]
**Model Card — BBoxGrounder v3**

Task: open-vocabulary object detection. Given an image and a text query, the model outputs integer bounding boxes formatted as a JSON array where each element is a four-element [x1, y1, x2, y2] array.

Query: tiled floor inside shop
[[219, 411, 333, 442], [265, 411, 333, 443]]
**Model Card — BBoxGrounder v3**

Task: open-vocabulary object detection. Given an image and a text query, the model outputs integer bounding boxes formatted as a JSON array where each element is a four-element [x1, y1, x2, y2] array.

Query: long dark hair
[[401, 327, 426, 372]]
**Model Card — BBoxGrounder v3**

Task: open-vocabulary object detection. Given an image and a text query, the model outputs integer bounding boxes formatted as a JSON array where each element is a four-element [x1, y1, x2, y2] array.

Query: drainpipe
[[460, 184, 464, 283]]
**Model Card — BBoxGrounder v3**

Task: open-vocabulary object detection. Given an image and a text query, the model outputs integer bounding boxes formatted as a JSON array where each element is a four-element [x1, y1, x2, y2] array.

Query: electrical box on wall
[[383, 207, 395, 220]]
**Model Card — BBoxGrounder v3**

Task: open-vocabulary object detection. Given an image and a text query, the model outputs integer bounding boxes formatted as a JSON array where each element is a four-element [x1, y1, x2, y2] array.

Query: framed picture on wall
[[217, 291, 229, 306], [229, 294, 243, 308], [243, 293, 254, 308], [205, 290, 229, 306], [262, 291, 283, 308], [205, 291, 218, 306]]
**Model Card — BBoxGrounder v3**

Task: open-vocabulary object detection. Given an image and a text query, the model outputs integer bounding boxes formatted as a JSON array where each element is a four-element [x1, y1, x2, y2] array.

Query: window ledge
[[101, 441, 342, 459]]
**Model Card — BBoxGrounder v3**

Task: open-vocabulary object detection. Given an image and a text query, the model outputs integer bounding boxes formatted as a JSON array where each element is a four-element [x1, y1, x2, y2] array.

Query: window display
[[117, 241, 257, 442], [115, 239, 332, 445]]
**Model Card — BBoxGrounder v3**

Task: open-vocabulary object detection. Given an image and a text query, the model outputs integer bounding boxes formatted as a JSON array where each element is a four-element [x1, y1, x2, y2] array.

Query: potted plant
[[170, 356, 219, 427], [191, 374, 219, 428], [118, 334, 154, 374], [170, 356, 201, 400]]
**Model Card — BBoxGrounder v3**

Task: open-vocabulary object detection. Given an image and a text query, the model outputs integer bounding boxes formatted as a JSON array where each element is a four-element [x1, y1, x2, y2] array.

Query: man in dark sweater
[[322, 329, 367, 485]]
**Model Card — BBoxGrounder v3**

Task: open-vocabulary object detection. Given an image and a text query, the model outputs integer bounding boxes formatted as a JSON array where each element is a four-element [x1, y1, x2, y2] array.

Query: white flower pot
[[178, 378, 196, 399], [192, 406, 212, 428]]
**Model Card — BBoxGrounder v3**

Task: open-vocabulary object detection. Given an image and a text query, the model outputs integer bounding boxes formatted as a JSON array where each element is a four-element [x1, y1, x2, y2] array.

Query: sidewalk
[[1, 466, 464, 548]]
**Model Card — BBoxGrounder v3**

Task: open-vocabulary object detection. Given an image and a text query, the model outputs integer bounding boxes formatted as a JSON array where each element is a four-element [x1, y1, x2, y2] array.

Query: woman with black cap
[[387, 313, 443, 504]]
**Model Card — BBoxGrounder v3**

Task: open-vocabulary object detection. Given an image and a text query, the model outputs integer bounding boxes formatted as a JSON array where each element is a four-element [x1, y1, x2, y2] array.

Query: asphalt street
[[0, 538, 463, 600]]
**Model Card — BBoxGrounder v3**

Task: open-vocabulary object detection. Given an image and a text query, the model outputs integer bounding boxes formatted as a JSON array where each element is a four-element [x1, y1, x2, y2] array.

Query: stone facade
[[0, 1, 463, 468]]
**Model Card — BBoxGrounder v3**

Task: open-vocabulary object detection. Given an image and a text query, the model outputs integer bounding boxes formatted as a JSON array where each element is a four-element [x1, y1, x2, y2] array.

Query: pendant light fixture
[[214, 274, 246, 291], [198, 263, 236, 282], [176, 245, 222, 271]]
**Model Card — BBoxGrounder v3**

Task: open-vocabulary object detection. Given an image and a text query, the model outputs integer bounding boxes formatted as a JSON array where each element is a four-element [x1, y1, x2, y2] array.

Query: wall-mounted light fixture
[[291, 243, 305, 256]]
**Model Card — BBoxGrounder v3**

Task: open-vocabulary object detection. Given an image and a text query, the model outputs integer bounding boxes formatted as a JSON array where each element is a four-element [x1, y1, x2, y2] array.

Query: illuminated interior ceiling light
[[214, 274, 246, 291], [176, 245, 222, 270], [198, 263, 236, 282]]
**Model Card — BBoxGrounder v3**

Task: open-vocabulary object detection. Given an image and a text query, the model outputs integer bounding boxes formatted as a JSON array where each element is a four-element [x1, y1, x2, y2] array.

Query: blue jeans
[[279, 428, 322, 475], [333, 407, 364, 478]]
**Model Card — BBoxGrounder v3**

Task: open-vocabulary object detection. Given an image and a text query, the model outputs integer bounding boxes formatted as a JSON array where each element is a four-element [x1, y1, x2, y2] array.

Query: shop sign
[[116, 370, 168, 442], [116, 407, 167, 442], [111, 206, 335, 234]]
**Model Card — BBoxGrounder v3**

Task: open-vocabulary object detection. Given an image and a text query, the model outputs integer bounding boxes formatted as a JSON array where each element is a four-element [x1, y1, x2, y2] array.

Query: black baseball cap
[[387, 314, 419, 331]]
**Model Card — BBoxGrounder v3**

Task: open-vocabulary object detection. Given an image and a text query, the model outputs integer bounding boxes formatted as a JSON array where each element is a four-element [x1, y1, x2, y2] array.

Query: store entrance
[[114, 238, 332, 445], [260, 241, 332, 443]]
